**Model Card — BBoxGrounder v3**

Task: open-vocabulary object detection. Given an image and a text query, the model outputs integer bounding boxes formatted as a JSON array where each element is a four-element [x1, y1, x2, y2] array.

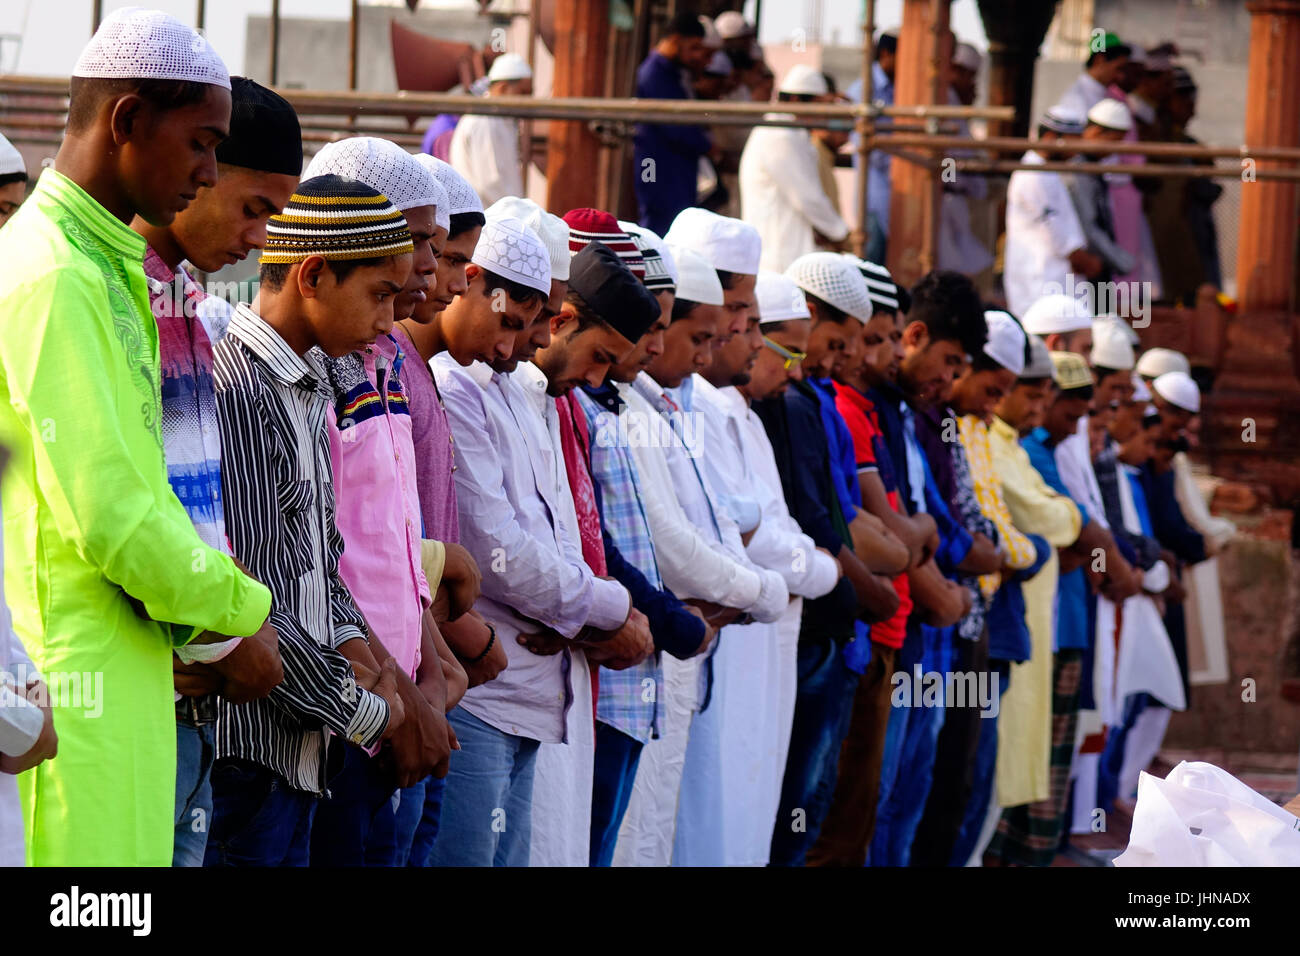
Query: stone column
[[546, 0, 611, 214]]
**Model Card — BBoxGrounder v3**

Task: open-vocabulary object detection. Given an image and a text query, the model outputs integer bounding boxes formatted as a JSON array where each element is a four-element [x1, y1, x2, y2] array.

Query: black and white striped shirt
[[212, 304, 389, 794]]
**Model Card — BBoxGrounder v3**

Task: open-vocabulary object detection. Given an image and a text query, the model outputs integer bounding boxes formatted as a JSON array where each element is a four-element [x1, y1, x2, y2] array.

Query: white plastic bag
[[1115, 760, 1300, 866]]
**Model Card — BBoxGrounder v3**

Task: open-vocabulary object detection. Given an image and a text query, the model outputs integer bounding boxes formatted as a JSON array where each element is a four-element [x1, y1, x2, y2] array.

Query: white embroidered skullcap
[[667, 244, 724, 306], [1131, 372, 1152, 403], [1087, 98, 1132, 132], [74, 7, 230, 89], [982, 310, 1026, 376], [665, 207, 761, 276], [472, 215, 551, 295], [414, 153, 483, 217], [0, 133, 24, 178], [952, 42, 982, 73], [1135, 346, 1189, 379], [485, 196, 570, 282], [779, 64, 828, 97], [714, 11, 754, 40], [1091, 316, 1136, 370], [487, 52, 532, 83], [841, 253, 899, 311], [621, 221, 679, 287], [1021, 293, 1092, 334], [305, 137, 446, 224], [756, 271, 810, 326], [785, 252, 873, 322], [1021, 334, 1054, 379], [1153, 370, 1200, 413]]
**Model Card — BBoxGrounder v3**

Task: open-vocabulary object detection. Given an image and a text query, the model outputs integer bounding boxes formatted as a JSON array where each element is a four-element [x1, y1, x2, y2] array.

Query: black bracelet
[[464, 623, 496, 664]]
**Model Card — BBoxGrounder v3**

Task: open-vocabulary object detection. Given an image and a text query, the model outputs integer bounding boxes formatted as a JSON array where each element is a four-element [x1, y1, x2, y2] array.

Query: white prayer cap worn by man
[[665, 206, 763, 348], [0, 132, 27, 228], [1135, 346, 1190, 381], [414, 152, 485, 217], [449, 54, 533, 207], [307, 135, 449, 225], [737, 66, 850, 272], [1090, 316, 1136, 372], [1021, 293, 1095, 353], [485, 196, 571, 285]]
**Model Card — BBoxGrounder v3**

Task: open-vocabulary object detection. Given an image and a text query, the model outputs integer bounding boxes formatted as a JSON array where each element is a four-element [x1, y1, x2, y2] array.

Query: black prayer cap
[[568, 241, 661, 344], [216, 77, 303, 177]]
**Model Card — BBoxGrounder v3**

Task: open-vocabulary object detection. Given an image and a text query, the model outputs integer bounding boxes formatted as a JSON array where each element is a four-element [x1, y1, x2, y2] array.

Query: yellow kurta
[[988, 416, 1082, 808], [0, 170, 271, 865]]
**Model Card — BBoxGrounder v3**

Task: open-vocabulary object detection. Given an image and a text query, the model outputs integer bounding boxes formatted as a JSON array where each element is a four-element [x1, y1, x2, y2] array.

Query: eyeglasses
[[764, 337, 807, 371]]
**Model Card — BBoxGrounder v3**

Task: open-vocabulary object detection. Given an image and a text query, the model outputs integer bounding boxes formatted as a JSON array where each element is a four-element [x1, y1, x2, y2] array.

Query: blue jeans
[[174, 721, 215, 867], [948, 662, 1010, 865], [203, 759, 318, 866], [392, 778, 427, 866], [590, 721, 644, 867], [428, 708, 539, 867], [310, 744, 399, 866], [406, 775, 446, 867], [769, 635, 857, 867]]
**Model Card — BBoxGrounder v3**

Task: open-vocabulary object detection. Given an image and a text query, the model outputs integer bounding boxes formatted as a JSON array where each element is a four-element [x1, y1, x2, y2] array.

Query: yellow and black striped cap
[[261, 174, 414, 264]]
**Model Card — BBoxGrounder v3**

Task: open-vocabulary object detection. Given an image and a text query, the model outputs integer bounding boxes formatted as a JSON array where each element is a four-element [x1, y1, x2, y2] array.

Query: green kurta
[[0, 169, 271, 866]]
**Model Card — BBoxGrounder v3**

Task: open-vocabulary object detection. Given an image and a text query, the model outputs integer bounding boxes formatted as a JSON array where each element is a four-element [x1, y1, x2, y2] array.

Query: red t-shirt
[[833, 383, 912, 649]]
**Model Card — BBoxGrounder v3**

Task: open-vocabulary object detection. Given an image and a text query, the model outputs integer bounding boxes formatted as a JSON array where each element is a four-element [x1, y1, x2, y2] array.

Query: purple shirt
[[391, 325, 459, 543]]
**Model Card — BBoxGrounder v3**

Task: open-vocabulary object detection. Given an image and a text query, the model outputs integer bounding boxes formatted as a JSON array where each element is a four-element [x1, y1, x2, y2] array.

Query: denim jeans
[[310, 744, 399, 866], [427, 708, 539, 867], [406, 775, 446, 867], [173, 721, 215, 867], [769, 635, 857, 866], [590, 721, 644, 867], [948, 662, 1011, 865], [204, 759, 318, 866], [391, 778, 428, 866]]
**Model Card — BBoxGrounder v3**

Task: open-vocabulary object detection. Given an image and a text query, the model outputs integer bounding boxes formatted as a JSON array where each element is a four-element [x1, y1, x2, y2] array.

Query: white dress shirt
[[1055, 72, 1109, 118], [448, 113, 524, 207], [740, 122, 850, 273], [1004, 150, 1087, 318], [433, 354, 629, 743]]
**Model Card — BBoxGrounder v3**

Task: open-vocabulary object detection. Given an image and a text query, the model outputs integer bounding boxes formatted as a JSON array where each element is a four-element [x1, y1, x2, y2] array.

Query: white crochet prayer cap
[[1087, 98, 1132, 132], [982, 310, 1027, 376], [0, 133, 24, 178], [487, 52, 532, 83], [779, 64, 828, 96], [756, 271, 811, 325], [714, 11, 754, 40], [1091, 316, 1136, 370], [305, 137, 445, 221], [1022, 334, 1054, 379], [842, 253, 899, 311], [786, 251, 873, 322], [472, 215, 551, 295], [1021, 293, 1092, 334], [667, 244, 724, 306], [414, 153, 483, 217], [665, 207, 761, 276], [1153, 370, 1200, 414], [621, 220, 678, 286], [74, 7, 230, 89], [1135, 346, 1190, 379], [486, 196, 570, 282]]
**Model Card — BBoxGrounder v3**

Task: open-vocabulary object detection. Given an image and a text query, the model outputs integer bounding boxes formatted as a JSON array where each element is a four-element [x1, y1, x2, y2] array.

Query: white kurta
[[1004, 150, 1087, 318], [448, 112, 524, 208], [740, 121, 850, 273], [1172, 452, 1233, 686]]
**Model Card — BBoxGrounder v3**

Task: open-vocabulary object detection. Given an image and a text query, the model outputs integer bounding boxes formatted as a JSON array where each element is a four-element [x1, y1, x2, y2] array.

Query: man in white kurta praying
[[450, 52, 533, 206]]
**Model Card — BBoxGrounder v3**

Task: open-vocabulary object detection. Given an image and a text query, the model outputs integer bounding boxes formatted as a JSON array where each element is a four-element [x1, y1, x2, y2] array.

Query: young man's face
[[950, 366, 1016, 422], [611, 292, 672, 383], [1093, 369, 1134, 409], [1044, 328, 1092, 357], [899, 322, 967, 405], [391, 205, 439, 321], [647, 303, 723, 388], [996, 380, 1052, 434], [705, 299, 763, 387], [411, 224, 481, 323], [305, 254, 412, 357], [1119, 423, 1158, 467], [1153, 397, 1193, 441], [1044, 391, 1091, 444], [743, 319, 810, 401], [439, 263, 540, 366], [804, 314, 856, 381], [718, 272, 758, 345], [849, 310, 897, 386], [1109, 395, 1145, 444], [674, 35, 711, 74], [535, 310, 636, 397], [123, 84, 232, 227], [0, 179, 27, 227], [167, 164, 298, 273], [491, 278, 567, 374]]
